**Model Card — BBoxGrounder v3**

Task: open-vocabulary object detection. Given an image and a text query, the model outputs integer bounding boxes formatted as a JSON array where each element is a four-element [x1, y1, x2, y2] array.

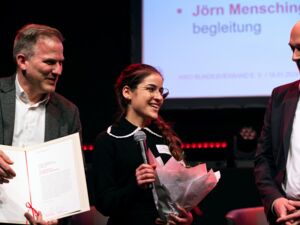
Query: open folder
[[0, 132, 90, 224]]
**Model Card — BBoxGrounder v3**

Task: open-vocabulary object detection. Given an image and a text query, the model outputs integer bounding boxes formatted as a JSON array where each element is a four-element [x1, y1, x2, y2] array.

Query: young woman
[[92, 63, 193, 225]]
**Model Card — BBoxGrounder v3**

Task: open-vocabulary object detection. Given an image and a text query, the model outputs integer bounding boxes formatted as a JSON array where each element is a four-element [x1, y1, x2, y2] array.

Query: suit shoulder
[[50, 92, 78, 109], [273, 80, 299, 93], [0, 75, 15, 91], [0, 75, 14, 81]]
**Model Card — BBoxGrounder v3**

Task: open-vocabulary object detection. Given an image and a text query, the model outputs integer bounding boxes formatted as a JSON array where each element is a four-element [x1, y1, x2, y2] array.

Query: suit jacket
[[0, 75, 82, 144], [0, 75, 82, 225], [254, 79, 300, 224]]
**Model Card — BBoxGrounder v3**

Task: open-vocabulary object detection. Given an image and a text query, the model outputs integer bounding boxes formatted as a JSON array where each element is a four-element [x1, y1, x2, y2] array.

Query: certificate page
[[0, 133, 89, 223], [26, 133, 88, 220], [0, 146, 30, 224]]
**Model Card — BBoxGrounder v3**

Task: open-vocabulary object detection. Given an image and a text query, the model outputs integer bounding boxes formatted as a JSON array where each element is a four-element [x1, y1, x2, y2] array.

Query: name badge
[[156, 144, 171, 155]]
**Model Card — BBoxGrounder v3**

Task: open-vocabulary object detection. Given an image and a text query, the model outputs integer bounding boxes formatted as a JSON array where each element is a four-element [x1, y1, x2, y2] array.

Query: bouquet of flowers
[[147, 150, 221, 222]]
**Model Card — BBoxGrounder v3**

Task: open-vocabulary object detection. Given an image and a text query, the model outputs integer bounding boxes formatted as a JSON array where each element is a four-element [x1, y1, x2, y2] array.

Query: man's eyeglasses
[[142, 85, 169, 99]]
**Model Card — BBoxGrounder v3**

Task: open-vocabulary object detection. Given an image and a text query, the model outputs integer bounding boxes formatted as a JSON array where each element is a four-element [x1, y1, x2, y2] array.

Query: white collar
[[106, 126, 162, 139]]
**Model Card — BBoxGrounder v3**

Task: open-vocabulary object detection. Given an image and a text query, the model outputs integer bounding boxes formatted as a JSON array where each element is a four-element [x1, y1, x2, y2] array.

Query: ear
[[15, 54, 27, 71], [122, 85, 132, 100]]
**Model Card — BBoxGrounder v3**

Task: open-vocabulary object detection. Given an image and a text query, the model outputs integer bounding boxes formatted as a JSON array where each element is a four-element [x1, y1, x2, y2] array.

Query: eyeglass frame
[[138, 84, 169, 99]]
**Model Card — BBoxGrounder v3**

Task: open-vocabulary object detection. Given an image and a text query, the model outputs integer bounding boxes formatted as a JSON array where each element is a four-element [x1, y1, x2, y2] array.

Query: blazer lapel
[[1, 91, 15, 145], [45, 98, 61, 142], [0, 76, 16, 145]]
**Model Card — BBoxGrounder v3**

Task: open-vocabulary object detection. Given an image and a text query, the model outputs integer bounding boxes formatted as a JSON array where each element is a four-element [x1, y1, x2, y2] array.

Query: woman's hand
[[155, 205, 193, 225], [135, 163, 156, 188], [168, 205, 193, 225]]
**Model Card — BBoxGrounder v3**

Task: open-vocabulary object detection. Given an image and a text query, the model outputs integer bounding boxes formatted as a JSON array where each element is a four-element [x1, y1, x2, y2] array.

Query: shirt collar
[[15, 74, 50, 106]]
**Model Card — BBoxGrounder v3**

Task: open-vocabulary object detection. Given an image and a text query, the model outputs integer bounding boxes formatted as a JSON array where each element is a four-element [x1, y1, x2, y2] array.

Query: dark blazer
[[254, 80, 300, 224], [0, 75, 82, 225], [0, 75, 82, 145]]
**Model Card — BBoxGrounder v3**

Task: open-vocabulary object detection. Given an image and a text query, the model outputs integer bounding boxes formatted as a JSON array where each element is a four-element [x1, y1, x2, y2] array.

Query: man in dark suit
[[0, 24, 81, 225], [254, 20, 300, 225]]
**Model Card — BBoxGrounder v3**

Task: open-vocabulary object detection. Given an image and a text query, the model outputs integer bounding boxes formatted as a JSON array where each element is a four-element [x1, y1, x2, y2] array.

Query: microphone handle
[[138, 141, 153, 189]]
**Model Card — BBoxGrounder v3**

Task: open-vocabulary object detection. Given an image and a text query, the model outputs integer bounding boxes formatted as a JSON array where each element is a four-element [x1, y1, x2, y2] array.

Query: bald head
[[290, 21, 300, 41], [289, 21, 300, 72]]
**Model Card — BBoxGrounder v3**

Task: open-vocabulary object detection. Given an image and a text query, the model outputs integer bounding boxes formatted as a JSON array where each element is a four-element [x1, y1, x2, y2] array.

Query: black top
[[92, 117, 172, 225]]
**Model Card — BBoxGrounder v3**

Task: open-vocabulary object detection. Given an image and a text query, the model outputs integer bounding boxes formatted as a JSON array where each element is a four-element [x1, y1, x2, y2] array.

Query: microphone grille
[[133, 130, 146, 142]]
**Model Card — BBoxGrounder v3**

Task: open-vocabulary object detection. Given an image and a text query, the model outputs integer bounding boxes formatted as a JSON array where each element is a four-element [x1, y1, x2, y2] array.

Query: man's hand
[[0, 150, 16, 183], [24, 211, 59, 225], [275, 198, 300, 225]]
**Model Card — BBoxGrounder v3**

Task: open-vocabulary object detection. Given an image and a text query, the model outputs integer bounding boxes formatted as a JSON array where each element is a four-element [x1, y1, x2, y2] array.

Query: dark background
[[0, 1, 269, 224], [1, 0, 133, 144]]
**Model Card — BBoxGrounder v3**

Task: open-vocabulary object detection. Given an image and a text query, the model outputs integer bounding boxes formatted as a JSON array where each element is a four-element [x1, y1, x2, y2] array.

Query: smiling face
[[123, 73, 164, 127], [16, 36, 64, 102]]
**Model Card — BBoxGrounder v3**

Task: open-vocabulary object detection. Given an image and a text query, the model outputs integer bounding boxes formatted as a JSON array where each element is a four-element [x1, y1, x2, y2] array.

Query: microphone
[[133, 130, 153, 189]]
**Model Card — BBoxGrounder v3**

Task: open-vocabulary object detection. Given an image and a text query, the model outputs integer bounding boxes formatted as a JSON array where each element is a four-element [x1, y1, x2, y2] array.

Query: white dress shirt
[[284, 97, 300, 200], [12, 75, 48, 147]]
